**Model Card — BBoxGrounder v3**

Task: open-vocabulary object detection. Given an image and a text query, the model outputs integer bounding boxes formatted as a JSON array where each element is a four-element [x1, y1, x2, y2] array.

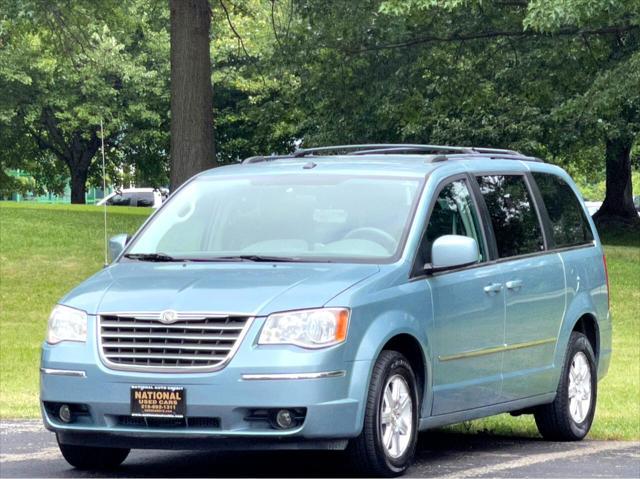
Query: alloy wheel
[[568, 351, 592, 423], [380, 374, 413, 458]]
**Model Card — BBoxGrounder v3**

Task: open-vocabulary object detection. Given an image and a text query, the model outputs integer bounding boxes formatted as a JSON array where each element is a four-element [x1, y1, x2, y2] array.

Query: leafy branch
[[344, 24, 640, 53]]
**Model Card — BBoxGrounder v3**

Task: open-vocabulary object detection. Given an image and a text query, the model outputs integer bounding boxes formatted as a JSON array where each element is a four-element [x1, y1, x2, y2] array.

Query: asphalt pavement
[[1, 420, 638, 478]]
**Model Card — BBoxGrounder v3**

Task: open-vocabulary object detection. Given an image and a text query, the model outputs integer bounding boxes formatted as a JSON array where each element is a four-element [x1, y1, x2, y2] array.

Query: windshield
[[125, 174, 423, 263]]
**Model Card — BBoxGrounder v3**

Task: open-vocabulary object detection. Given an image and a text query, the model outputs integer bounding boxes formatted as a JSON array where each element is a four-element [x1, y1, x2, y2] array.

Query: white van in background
[[96, 188, 167, 208]]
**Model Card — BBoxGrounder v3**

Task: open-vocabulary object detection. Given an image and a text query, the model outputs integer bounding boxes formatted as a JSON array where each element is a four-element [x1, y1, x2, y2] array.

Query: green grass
[[0, 203, 150, 418], [1, 203, 638, 440]]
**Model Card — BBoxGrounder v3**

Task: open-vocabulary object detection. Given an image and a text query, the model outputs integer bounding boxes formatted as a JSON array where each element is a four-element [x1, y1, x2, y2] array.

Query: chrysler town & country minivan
[[41, 144, 611, 476]]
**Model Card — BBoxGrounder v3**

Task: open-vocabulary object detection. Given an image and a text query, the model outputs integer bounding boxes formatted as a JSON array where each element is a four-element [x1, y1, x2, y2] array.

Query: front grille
[[99, 312, 252, 372]]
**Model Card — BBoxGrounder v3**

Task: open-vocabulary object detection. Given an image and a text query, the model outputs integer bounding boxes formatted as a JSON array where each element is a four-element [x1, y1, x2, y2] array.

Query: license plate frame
[[130, 385, 186, 418]]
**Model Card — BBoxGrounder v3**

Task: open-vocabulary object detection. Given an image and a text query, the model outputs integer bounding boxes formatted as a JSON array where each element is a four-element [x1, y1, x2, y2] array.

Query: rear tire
[[57, 438, 129, 470], [347, 350, 419, 477], [534, 332, 597, 441]]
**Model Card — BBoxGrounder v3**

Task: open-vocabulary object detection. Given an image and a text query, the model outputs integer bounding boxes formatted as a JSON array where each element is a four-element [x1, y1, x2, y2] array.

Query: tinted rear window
[[532, 173, 594, 248], [476, 175, 544, 258], [107, 193, 132, 206], [135, 192, 155, 207]]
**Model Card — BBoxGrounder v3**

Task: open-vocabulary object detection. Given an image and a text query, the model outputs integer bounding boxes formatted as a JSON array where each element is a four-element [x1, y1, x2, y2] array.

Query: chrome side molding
[[40, 368, 87, 378], [241, 370, 346, 381], [438, 337, 557, 362]]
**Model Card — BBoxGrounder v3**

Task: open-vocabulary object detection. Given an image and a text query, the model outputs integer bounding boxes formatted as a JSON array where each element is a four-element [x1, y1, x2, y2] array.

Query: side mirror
[[426, 235, 479, 274], [108, 234, 131, 263]]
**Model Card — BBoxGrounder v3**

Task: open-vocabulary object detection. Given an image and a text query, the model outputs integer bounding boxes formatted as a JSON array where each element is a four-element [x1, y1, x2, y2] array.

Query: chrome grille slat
[[104, 312, 231, 320], [98, 313, 252, 373], [101, 332, 236, 341], [100, 321, 244, 330], [103, 342, 233, 351], [105, 353, 228, 360]]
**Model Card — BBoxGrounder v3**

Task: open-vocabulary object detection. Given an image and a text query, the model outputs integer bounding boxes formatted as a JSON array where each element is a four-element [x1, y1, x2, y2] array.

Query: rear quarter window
[[134, 192, 155, 207], [532, 172, 594, 248]]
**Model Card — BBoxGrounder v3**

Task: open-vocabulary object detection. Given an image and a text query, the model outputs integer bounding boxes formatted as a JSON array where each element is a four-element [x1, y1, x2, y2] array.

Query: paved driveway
[[1, 421, 638, 478]]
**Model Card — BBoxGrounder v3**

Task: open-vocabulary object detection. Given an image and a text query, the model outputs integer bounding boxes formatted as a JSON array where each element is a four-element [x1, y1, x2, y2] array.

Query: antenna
[[100, 119, 108, 267]]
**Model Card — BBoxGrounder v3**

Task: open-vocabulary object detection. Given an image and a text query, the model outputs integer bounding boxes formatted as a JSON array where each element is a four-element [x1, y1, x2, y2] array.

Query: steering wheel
[[343, 227, 397, 253]]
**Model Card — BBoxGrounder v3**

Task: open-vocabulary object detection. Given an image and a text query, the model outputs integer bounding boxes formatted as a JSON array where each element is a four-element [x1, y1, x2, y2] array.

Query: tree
[[0, 0, 170, 203], [1, 0, 294, 197], [377, 0, 640, 225], [276, 0, 638, 224], [169, 0, 215, 190], [210, 0, 301, 162]]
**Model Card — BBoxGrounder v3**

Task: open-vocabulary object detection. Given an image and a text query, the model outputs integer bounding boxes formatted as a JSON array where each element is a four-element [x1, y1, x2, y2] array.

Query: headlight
[[46, 305, 88, 344], [259, 308, 350, 349]]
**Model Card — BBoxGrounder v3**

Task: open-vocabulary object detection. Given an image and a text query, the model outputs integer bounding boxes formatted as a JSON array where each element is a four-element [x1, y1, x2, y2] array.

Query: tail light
[[603, 254, 610, 310]]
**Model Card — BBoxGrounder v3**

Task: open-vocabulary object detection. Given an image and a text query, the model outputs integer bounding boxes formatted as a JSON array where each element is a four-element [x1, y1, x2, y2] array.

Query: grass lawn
[[1, 202, 638, 440], [0, 203, 150, 418]]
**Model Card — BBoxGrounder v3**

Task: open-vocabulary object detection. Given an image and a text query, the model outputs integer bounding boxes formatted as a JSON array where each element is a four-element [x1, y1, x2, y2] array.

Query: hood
[[60, 261, 379, 316]]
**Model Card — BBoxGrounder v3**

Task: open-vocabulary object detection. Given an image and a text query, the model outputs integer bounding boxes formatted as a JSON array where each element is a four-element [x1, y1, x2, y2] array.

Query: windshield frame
[[119, 172, 427, 265]]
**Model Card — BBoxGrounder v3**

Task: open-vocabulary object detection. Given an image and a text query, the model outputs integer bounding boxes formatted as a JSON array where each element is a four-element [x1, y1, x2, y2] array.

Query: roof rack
[[242, 144, 541, 164], [484, 153, 542, 162], [293, 144, 475, 157], [243, 154, 294, 164], [470, 147, 522, 156]]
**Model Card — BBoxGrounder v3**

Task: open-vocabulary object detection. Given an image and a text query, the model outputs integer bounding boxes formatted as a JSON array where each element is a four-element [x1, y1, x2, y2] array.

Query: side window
[[476, 175, 544, 258], [107, 193, 131, 206], [532, 173, 594, 247], [421, 179, 485, 263], [135, 192, 155, 207]]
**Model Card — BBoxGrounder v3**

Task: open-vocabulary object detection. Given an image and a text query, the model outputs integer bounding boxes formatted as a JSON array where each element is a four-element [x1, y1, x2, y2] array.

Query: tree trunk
[[65, 132, 100, 204], [169, 0, 216, 191], [69, 165, 89, 204], [593, 135, 639, 226]]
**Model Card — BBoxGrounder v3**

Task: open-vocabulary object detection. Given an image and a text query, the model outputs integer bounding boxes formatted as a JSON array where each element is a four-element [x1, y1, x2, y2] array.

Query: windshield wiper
[[215, 255, 301, 262], [212, 255, 334, 263], [123, 253, 183, 262], [124, 253, 332, 263]]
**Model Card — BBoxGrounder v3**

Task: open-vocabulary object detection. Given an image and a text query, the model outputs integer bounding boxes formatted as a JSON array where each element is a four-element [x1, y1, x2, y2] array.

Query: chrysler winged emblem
[[159, 310, 178, 324]]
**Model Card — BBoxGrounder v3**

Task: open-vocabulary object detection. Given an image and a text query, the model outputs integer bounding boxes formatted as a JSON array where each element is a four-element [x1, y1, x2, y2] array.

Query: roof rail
[[241, 144, 542, 164], [243, 154, 293, 164], [292, 144, 474, 157], [485, 153, 542, 162], [471, 147, 523, 156]]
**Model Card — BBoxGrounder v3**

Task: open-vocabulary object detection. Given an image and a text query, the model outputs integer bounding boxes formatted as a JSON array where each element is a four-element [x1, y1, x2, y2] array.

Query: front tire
[[534, 332, 597, 441], [57, 438, 130, 470], [348, 350, 419, 477]]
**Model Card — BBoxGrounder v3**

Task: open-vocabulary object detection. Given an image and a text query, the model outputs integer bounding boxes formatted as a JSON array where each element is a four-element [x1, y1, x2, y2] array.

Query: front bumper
[[40, 316, 370, 448]]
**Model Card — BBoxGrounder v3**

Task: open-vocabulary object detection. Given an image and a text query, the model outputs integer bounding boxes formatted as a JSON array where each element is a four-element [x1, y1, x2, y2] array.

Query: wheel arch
[[571, 313, 600, 363], [552, 290, 601, 387], [349, 312, 433, 431], [380, 333, 427, 406]]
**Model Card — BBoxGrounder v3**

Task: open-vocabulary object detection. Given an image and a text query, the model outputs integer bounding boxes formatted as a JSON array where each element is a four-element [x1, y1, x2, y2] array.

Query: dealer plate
[[130, 385, 186, 417]]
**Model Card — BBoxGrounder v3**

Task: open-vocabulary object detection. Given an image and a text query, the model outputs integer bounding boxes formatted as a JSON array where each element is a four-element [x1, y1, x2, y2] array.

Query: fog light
[[275, 409, 293, 429], [59, 404, 72, 423]]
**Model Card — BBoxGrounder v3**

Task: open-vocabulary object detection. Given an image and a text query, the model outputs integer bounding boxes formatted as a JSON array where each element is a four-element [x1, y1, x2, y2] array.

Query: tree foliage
[[0, 0, 298, 200], [1, 0, 638, 221], [279, 0, 639, 223], [0, 0, 171, 202]]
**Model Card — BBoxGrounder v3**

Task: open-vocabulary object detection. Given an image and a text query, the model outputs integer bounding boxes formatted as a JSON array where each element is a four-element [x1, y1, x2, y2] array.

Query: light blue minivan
[[41, 145, 611, 476]]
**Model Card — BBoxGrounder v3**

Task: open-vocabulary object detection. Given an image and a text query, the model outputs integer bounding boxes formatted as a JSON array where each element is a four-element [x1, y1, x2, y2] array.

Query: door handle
[[505, 279, 523, 290], [483, 283, 503, 294]]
